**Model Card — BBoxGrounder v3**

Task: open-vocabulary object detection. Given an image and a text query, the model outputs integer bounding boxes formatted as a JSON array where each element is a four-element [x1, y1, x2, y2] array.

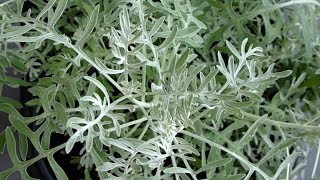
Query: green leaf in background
[[7, 54, 27, 72], [225, 174, 246, 180], [195, 158, 232, 175], [0, 55, 11, 67], [48, 0, 68, 28], [47, 155, 68, 180], [234, 115, 267, 151], [175, 49, 190, 70], [5, 128, 20, 164], [0, 65, 6, 81], [0, 97, 22, 109], [198, 69, 219, 92], [0, 131, 6, 154], [18, 133, 28, 161], [257, 137, 300, 166], [1, 77, 32, 87], [0, 24, 35, 39], [76, 5, 100, 47], [36, 0, 57, 20], [272, 152, 301, 180], [185, 64, 205, 89], [0, 103, 23, 119], [8, 116, 34, 139]]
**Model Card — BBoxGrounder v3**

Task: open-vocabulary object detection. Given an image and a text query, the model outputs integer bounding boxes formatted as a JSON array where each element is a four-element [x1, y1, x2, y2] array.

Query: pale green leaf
[[272, 70, 292, 78], [96, 162, 123, 172], [163, 167, 191, 174], [84, 76, 110, 104], [53, 101, 68, 125], [2, 77, 32, 87], [171, 144, 200, 156], [149, 16, 165, 37], [226, 40, 241, 60], [198, 69, 218, 91], [107, 138, 134, 153], [158, 26, 177, 50], [85, 129, 93, 152], [66, 133, 78, 154], [185, 64, 205, 89], [238, 89, 261, 101]]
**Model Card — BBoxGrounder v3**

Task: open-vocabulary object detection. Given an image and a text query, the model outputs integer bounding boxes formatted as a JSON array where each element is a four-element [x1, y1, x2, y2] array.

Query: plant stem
[[106, 117, 148, 133], [312, 139, 320, 179], [242, 112, 320, 132]]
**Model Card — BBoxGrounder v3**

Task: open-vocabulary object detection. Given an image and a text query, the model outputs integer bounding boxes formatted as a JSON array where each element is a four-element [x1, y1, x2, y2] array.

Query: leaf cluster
[[0, 0, 319, 179]]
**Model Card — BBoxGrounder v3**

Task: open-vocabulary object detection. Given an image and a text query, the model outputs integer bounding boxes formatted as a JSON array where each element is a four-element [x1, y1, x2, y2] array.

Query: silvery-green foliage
[[0, 0, 320, 179]]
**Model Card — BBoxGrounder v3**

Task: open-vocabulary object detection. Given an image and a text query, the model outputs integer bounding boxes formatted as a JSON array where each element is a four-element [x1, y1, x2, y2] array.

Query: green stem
[[312, 139, 320, 179], [106, 117, 148, 133], [141, 64, 146, 102], [170, 155, 180, 180], [242, 112, 320, 132]]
